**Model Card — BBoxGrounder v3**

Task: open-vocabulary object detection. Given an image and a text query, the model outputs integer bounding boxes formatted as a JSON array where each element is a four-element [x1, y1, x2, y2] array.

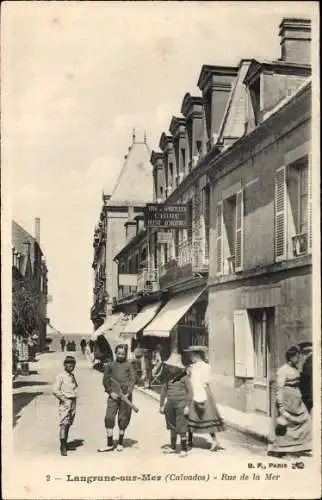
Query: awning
[[91, 313, 123, 341], [121, 302, 162, 337], [143, 288, 205, 337]]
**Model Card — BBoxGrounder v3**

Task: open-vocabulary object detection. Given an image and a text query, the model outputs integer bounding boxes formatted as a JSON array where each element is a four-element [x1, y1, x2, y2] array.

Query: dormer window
[[169, 162, 174, 188], [249, 76, 261, 126]]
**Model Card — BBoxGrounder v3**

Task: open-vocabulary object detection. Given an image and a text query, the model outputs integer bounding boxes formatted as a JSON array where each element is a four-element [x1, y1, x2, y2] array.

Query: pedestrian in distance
[[60, 336, 66, 352], [98, 344, 136, 452], [80, 337, 87, 355], [53, 355, 78, 457], [268, 344, 311, 458], [160, 352, 192, 458], [186, 346, 224, 452]]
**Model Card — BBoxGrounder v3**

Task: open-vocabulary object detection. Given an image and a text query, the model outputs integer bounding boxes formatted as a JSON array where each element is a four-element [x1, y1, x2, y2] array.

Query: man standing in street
[[98, 344, 136, 452], [60, 335, 66, 352]]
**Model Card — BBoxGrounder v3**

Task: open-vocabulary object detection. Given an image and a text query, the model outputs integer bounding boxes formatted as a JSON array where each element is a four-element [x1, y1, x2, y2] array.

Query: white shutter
[[216, 201, 223, 275], [308, 154, 312, 252], [275, 166, 287, 261], [235, 189, 244, 271], [233, 310, 254, 378]]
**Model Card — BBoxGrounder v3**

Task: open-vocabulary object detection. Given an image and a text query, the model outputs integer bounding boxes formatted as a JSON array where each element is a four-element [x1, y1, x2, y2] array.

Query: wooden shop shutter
[[275, 166, 287, 261], [233, 310, 254, 378], [216, 201, 223, 275], [235, 189, 244, 271], [308, 154, 312, 252]]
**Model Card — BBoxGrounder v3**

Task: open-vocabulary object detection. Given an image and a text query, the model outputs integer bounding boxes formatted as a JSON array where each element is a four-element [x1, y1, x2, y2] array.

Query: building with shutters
[[207, 18, 312, 420], [12, 218, 49, 351], [90, 131, 153, 332]]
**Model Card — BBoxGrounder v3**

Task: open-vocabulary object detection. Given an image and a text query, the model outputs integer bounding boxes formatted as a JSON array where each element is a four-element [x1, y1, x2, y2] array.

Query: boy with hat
[[53, 355, 78, 456], [99, 344, 136, 452], [159, 352, 193, 457]]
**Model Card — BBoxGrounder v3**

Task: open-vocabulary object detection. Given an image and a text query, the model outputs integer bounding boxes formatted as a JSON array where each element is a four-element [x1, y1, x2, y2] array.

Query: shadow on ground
[[13, 380, 49, 389], [13, 391, 43, 427], [67, 438, 85, 451], [122, 438, 138, 448]]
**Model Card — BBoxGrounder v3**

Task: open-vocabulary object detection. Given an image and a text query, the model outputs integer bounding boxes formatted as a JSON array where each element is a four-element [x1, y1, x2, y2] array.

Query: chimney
[[35, 217, 40, 244], [279, 18, 311, 65]]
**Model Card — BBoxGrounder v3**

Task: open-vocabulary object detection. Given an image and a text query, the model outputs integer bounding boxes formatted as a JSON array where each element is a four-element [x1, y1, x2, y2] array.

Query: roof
[[109, 141, 153, 204], [263, 77, 311, 121], [217, 60, 252, 142], [12, 220, 38, 275]]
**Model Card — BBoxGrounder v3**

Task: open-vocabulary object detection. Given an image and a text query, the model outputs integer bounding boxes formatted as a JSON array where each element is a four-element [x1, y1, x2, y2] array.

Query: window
[[216, 189, 244, 275], [169, 162, 174, 189], [202, 185, 210, 259], [187, 200, 193, 244], [174, 229, 179, 259], [274, 155, 312, 261], [181, 148, 186, 173]]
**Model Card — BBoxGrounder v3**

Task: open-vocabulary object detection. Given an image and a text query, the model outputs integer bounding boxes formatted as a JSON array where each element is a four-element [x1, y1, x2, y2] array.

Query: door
[[251, 308, 274, 415]]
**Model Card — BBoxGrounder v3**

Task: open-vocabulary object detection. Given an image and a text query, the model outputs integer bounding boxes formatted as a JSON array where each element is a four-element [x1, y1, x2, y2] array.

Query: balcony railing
[[159, 239, 209, 276], [137, 268, 160, 293], [292, 233, 308, 257]]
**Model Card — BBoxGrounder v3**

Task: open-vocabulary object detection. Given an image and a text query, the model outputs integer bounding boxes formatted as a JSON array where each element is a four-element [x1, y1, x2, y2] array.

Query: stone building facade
[[12, 218, 49, 350], [91, 132, 153, 331]]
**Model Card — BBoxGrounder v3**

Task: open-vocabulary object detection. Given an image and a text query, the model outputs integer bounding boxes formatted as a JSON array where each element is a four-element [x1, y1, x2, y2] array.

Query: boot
[[60, 439, 67, 456]]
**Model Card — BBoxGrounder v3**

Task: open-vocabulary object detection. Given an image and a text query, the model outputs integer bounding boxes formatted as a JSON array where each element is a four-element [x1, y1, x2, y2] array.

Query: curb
[[135, 386, 269, 443]]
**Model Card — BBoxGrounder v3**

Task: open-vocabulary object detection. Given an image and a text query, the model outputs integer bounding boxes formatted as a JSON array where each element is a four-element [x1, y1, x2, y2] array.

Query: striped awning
[[121, 302, 162, 338], [91, 313, 123, 341], [143, 288, 205, 337]]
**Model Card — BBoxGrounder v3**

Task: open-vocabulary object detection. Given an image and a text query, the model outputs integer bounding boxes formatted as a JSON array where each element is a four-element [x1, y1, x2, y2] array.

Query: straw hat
[[164, 352, 185, 369], [185, 345, 208, 353]]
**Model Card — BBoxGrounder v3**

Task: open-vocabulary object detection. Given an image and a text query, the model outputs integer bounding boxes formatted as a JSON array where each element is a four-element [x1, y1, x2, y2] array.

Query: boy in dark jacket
[[99, 344, 136, 452], [160, 352, 192, 457]]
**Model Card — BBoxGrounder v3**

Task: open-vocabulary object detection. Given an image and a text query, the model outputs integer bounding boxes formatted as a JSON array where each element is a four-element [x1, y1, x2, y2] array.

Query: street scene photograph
[[2, 1, 320, 499]]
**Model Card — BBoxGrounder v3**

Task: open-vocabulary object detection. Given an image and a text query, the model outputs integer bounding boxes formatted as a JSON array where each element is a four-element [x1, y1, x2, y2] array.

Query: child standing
[[53, 355, 78, 456], [159, 352, 192, 458]]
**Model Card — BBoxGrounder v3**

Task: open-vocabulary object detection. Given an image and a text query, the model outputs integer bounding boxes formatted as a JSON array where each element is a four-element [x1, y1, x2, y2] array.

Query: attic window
[[249, 77, 261, 126]]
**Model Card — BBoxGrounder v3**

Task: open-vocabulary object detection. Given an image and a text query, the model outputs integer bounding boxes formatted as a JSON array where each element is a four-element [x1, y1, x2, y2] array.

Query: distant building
[[12, 218, 49, 350], [90, 131, 153, 332]]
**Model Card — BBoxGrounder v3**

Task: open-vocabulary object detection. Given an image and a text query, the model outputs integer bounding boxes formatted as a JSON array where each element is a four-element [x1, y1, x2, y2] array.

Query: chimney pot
[[35, 217, 40, 244], [279, 18, 311, 65]]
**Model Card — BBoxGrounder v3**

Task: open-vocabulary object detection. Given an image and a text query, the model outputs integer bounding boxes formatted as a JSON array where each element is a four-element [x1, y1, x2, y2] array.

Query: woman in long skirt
[[268, 345, 311, 457], [186, 347, 224, 451]]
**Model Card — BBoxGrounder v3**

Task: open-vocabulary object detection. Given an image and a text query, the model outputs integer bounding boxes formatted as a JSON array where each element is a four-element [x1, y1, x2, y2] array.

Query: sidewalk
[[136, 386, 270, 442]]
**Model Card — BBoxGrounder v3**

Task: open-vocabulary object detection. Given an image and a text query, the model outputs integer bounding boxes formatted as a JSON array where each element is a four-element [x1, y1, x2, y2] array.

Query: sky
[[2, 1, 315, 334]]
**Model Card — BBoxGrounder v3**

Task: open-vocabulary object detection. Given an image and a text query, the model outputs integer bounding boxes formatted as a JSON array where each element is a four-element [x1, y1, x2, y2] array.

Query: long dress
[[268, 363, 311, 454], [188, 360, 224, 434]]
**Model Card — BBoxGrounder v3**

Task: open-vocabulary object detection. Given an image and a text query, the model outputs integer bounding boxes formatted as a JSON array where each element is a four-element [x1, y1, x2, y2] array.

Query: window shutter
[[308, 154, 312, 252], [275, 166, 287, 261], [216, 201, 223, 275], [235, 189, 244, 271], [233, 310, 254, 378]]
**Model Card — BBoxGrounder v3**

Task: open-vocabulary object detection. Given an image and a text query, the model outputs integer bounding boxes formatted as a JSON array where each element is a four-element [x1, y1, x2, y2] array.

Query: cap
[[184, 345, 208, 352], [64, 355, 76, 365]]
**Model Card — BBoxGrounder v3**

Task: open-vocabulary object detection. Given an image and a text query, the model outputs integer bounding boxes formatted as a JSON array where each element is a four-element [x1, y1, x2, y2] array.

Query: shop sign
[[157, 232, 172, 244], [144, 204, 188, 228], [118, 274, 138, 286]]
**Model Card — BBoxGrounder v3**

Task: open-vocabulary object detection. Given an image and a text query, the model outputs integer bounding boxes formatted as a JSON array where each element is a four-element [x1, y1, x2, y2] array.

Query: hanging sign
[[157, 232, 173, 244], [144, 204, 188, 228]]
